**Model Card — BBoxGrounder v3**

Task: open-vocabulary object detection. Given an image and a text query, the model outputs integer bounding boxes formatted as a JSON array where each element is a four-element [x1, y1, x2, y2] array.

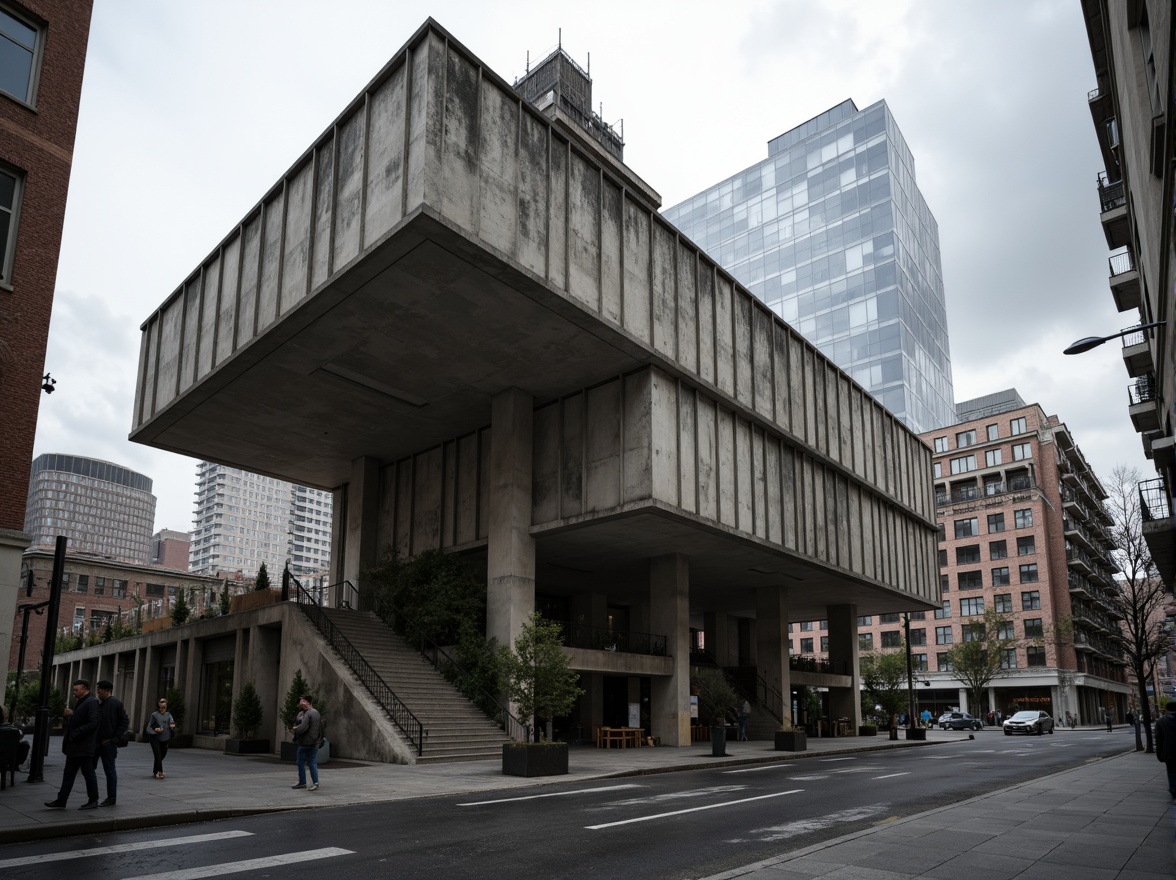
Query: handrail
[[790, 655, 849, 675], [1128, 374, 1157, 406], [755, 673, 786, 726], [290, 576, 425, 756], [559, 622, 667, 656], [1139, 477, 1172, 521], [353, 583, 528, 743]]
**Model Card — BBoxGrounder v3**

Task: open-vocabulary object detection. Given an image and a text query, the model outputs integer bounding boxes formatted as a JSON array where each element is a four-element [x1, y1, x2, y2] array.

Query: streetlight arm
[[1064, 320, 1164, 355]]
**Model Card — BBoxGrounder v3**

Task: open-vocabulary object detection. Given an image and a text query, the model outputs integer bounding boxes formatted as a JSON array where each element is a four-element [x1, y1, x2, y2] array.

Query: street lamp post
[[1063, 320, 1164, 355], [904, 613, 915, 731]]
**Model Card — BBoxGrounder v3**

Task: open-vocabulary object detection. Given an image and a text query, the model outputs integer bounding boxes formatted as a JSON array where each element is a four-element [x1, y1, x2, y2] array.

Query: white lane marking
[[123, 848, 353, 880], [788, 775, 828, 780], [733, 803, 890, 843], [872, 772, 909, 779], [586, 789, 803, 830], [0, 831, 254, 869], [926, 755, 954, 759], [595, 786, 748, 809], [819, 757, 856, 762], [457, 783, 642, 806]]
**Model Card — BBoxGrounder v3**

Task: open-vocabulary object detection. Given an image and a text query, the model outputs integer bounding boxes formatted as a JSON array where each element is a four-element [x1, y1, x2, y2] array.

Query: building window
[[985, 449, 1003, 467], [986, 424, 999, 441], [1019, 564, 1039, 583], [934, 437, 948, 453], [1000, 649, 1017, 669], [820, 636, 829, 652], [991, 567, 1010, 587], [935, 625, 953, 645], [859, 632, 873, 651], [800, 621, 813, 631], [1021, 590, 1041, 611], [857, 616, 872, 627], [93, 577, 105, 596], [938, 549, 948, 567], [994, 593, 1012, 613], [0, 7, 41, 105], [990, 540, 1007, 560], [0, 165, 23, 284], [956, 544, 980, 564], [960, 597, 985, 617], [1026, 646, 1046, 667], [1024, 618, 1043, 639], [955, 518, 979, 538], [939, 574, 950, 593], [956, 430, 977, 448], [1014, 509, 1033, 528], [146, 583, 166, 598], [113, 579, 127, 598], [880, 613, 900, 624], [997, 621, 1015, 640], [912, 653, 929, 672], [951, 454, 977, 474], [76, 574, 88, 594], [937, 653, 954, 672], [909, 628, 926, 646], [958, 570, 983, 591], [934, 600, 951, 619], [962, 622, 986, 641], [933, 462, 942, 479], [987, 513, 1005, 533], [1010, 417, 1027, 435], [881, 631, 902, 648], [1012, 442, 1032, 461], [799, 638, 814, 653], [910, 611, 926, 621], [1017, 536, 1036, 555]]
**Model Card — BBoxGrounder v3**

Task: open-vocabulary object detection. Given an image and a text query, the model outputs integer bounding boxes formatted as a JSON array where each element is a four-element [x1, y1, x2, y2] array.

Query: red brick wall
[[0, 1, 94, 531]]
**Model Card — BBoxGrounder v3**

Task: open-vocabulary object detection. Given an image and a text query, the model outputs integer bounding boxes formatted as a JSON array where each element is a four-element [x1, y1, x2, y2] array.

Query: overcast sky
[[34, 0, 1147, 534]]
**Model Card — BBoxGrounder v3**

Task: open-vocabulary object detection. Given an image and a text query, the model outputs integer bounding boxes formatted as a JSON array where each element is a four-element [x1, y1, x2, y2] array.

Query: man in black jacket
[[1155, 701, 1176, 803], [93, 680, 129, 807], [45, 679, 101, 810]]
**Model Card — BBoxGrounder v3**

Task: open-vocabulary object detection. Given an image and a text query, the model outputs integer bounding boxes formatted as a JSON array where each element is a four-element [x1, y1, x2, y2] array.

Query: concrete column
[[703, 612, 730, 667], [127, 647, 145, 736], [486, 389, 535, 653], [649, 554, 690, 747], [139, 647, 159, 728], [344, 457, 381, 606], [755, 587, 791, 728], [957, 687, 969, 714], [182, 638, 203, 733], [826, 604, 861, 729], [0, 531, 27, 696]]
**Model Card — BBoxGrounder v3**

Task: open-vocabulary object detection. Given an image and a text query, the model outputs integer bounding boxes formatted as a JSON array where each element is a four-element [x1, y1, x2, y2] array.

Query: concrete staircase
[[317, 608, 510, 764]]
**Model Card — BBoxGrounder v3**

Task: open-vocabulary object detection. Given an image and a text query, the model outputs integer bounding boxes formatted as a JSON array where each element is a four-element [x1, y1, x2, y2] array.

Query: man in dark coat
[[45, 679, 101, 810], [93, 679, 129, 807], [1155, 701, 1176, 803]]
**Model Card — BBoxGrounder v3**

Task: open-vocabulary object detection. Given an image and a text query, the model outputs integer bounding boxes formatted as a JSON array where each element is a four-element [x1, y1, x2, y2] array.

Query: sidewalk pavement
[[0, 726, 1170, 878]]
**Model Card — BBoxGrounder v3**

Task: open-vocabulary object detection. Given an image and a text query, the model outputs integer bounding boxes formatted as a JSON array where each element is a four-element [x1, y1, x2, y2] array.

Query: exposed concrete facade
[[128, 20, 938, 745]]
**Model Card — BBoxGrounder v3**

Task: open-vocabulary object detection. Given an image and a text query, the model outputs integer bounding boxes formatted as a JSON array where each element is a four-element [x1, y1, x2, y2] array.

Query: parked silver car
[[1003, 710, 1055, 735]]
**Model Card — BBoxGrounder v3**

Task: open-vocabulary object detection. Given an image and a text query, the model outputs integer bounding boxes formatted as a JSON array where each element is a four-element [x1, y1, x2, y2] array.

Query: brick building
[[0, 0, 94, 691], [151, 528, 191, 570], [11, 548, 229, 673], [785, 390, 1130, 725]]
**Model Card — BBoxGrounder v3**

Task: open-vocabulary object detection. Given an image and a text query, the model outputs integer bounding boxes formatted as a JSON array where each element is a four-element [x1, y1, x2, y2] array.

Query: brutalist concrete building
[[123, 21, 939, 752]]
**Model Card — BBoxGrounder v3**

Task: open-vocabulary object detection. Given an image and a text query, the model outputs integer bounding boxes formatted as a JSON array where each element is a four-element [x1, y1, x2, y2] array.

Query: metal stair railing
[[341, 582, 528, 743], [290, 575, 425, 756], [754, 673, 786, 726]]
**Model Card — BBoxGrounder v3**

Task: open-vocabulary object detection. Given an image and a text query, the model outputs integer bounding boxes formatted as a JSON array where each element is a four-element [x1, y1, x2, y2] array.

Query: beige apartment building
[[789, 390, 1130, 724]]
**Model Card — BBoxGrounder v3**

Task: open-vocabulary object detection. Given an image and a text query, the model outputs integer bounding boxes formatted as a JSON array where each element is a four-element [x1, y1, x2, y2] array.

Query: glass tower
[[663, 99, 955, 433]]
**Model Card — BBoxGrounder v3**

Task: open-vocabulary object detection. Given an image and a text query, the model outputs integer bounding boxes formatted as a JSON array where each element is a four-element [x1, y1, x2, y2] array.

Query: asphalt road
[[0, 730, 1133, 880]]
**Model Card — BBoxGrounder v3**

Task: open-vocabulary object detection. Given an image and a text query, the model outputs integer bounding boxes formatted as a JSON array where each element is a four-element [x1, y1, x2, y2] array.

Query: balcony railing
[[934, 476, 1035, 507], [790, 655, 849, 676], [1108, 249, 1136, 276], [1121, 324, 1154, 348], [1128, 374, 1157, 406], [1139, 478, 1172, 522], [560, 622, 667, 656], [1098, 172, 1126, 212]]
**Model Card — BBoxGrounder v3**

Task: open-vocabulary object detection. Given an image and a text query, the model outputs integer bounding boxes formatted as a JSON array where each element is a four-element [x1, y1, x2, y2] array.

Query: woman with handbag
[[146, 697, 176, 778]]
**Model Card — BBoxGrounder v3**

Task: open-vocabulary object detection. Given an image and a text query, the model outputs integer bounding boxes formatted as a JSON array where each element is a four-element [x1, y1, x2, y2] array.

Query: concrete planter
[[858, 725, 878, 736], [502, 742, 568, 777], [224, 738, 270, 755], [774, 730, 806, 751], [710, 724, 728, 757], [904, 727, 927, 741]]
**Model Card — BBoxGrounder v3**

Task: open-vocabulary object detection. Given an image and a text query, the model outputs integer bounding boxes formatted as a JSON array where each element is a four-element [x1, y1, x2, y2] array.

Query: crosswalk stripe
[[122, 848, 354, 880], [586, 789, 803, 830], [0, 831, 254, 869]]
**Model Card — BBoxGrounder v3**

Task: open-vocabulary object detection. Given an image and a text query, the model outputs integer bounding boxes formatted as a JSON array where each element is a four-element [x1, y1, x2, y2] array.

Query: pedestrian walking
[[44, 679, 100, 811], [1154, 702, 1176, 803], [146, 696, 176, 778], [93, 680, 129, 806], [1104, 708, 1113, 732], [290, 695, 322, 791], [738, 700, 750, 741], [920, 709, 931, 728]]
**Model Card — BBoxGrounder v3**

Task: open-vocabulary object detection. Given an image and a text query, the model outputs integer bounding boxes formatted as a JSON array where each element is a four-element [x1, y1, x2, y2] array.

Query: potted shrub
[[500, 613, 582, 777], [279, 670, 329, 763], [225, 682, 269, 754], [692, 668, 738, 757], [165, 687, 192, 748], [858, 723, 878, 737]]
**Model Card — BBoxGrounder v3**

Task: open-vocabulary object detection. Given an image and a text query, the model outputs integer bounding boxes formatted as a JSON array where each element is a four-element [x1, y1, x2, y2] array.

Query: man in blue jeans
[[93, 680, 129, 807], [290, 696, 322, 792]]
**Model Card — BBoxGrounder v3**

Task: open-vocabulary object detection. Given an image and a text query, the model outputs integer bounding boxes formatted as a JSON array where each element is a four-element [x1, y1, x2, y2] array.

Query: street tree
[[500, 612, 583, 742], [255, 562, 271, 592], [945, 606, 1023, 716], [1102, 465, 1171, 753], [859, 650, 908, 739]]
